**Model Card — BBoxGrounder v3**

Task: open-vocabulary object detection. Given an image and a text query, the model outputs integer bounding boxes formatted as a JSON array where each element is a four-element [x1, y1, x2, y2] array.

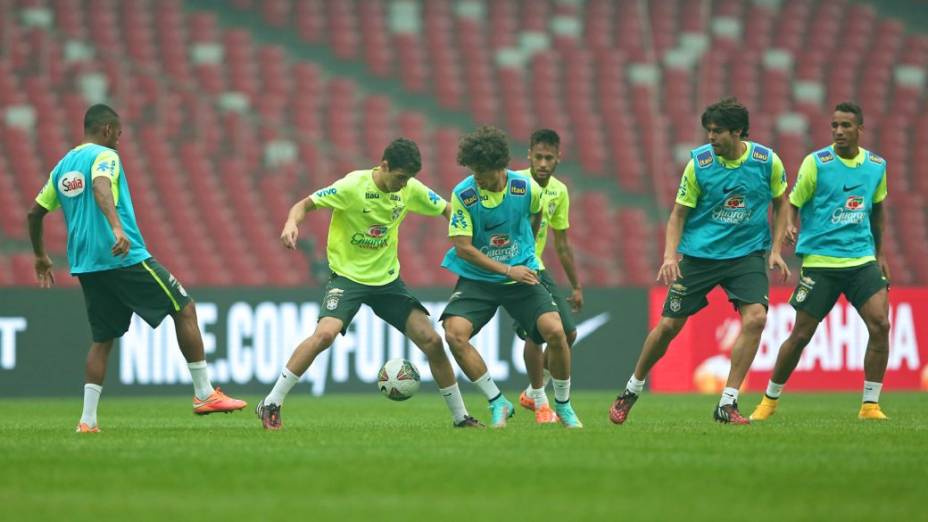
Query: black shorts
[[77, 258, 191, 342], [513, 269, 577, 341], [440, 276, 559, 344], [319, 273, 428, 335], [790, 262, 889, 320], [663, 252, 769, 318]]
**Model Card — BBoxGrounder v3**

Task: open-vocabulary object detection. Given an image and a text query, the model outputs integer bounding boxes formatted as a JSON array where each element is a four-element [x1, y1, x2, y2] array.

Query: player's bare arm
[[92, 176, 129, 257], [768, 194, 791, 282], [441, 202, 451, 221], [658, 203, 690, 285], [450, 235, 538, 285], [26, 203, 54, 288], [553, 228, 582, 311], [280, 195, 317, 249], [871, 202, 889, 279]]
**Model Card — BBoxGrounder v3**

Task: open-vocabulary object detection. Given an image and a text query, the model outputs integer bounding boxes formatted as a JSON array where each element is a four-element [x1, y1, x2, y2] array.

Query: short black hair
[[457, 126, 510, 172], [529, 128, 560, 149], [83, 104, 119, 133], [834, 101, 864, 125], [701, 97, 749, 138], [382, 138, 422, 174]]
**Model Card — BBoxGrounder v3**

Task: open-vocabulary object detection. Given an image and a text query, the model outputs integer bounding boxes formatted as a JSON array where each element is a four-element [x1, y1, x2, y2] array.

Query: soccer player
[[608, 97, 790, 425], [26, 104, 246, 433], [751, 102, 891, 421], [511, 129, 582, 424], [440, 126, 583, 428], [257, 138, 482, 429]]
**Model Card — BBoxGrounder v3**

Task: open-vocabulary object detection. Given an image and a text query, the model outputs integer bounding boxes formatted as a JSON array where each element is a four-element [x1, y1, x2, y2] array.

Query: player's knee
[[543, 326, 567, 349], [655, 318, 684, 339], [417, 331, 445, 357], [741, 308, 767, 334], [443, 328, 468, 351], [566, 329, 577, 347], [867, 315, 891, 338], [313, 329, 338, 348]]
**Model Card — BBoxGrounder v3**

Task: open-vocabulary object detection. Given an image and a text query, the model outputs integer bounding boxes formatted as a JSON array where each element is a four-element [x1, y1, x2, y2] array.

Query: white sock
[[473, 372, 502, 402], [187, 361, 215, 401], [524, 382, 533, 396], [265, 368, 301, 406], [439, 383, 469, 423], [552, 378, 571, 403], [863, 381, 883, 403], [626, 375, 646, 395], [720, 387, 739, 407], [765, 380, 784, 399], [542, 368, 552, 388], [80, 383, 102, 427], [531, 386, 549, 409]]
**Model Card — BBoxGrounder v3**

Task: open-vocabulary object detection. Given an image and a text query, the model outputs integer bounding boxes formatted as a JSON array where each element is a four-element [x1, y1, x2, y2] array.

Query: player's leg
[[75, 273, 131, 432], [848, 263, 891, 420], [371, 280, 480, 427], [751, 268, 838, 420], [120, 258, 246, 414], [520, 337, 546, 411], [77, 339, 114, 432], [258, 276, 361, 429], [441, 278, 509, 427], [506, 284, 569, 425], [404, 309, 479, 427], [610, 256, 714, 424]]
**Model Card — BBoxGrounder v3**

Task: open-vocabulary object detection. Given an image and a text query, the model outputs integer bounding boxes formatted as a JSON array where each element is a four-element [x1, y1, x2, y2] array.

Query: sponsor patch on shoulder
[[869, 153, 885, 165], [696, 150, 713, 167], [816, 149, 834, 163], [510, 179, 527, 195], [459, 188, 478, 206], [751, 146, 770, 162]]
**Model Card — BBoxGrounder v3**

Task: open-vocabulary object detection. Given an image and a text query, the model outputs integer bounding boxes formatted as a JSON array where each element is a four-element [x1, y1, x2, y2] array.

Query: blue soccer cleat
[[555, 401, 584, 429], [488, 396, 515, 428]]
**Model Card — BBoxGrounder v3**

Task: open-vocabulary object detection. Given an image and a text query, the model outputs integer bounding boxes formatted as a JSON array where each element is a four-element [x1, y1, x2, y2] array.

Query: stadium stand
[[0, 0, 925, 286]]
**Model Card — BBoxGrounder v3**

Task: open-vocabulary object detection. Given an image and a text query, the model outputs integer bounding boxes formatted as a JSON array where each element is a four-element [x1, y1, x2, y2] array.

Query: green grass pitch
[[0, 392, 924, 521]]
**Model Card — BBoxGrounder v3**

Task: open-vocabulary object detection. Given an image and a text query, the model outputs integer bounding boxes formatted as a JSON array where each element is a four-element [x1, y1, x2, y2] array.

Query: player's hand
[[508, 266, 539, 285], [768, 252, 791, 283], [656, 257, 682, 286], [280, 222, 299, 249], [878, 254, 891, 280], [111, 227, 130, 257], [785, 223, 799, 245], [567, 288, 584, 312], [34, 255, 55, 288]]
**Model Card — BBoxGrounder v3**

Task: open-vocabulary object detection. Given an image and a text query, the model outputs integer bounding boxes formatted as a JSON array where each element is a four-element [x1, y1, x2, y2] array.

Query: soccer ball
[[377, 358, 421, 401]]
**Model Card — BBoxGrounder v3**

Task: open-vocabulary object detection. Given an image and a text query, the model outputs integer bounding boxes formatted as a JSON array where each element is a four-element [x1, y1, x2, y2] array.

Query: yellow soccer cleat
[[858, 403, 889, 420], [749, 396, 778, 421]]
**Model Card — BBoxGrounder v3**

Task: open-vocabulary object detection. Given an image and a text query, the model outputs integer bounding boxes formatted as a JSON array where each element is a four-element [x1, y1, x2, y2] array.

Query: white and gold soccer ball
[[377, 358, 421, 401]]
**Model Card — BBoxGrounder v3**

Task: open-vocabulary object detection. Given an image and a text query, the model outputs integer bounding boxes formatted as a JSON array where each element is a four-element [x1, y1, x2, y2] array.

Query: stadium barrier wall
[[0, 288, 647, 397], [648, 287, 928, 393]]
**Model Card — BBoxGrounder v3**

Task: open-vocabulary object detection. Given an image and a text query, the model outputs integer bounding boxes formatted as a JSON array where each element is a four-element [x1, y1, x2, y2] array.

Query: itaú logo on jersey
[[712, 195, 752, 224], [58, 171, 86, 197]]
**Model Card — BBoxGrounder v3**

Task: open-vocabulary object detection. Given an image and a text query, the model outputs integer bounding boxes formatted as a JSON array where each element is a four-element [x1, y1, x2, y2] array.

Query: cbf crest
[[325, 288, 344, 310]]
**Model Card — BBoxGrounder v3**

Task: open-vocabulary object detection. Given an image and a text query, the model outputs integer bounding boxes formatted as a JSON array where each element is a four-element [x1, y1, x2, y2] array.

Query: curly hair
[[701, 97, 750, 138], [457, 126, 511, 173], [382, 138, 422, 174]]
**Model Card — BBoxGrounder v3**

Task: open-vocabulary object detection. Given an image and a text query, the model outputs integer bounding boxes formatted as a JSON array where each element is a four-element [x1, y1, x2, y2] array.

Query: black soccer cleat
[[609, 390, 639, 424], [713, 401, 750, 425], [453, 415, 486, 428]]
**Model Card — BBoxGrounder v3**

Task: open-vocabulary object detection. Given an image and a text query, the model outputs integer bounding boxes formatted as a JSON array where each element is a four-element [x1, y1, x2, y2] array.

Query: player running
[[510, 129, 582, 424], [609, 97, 791, 425], [27, 104, 246, 433], [440, 126, 582, 428], [257, 138, 482, 429], [751, 102, 891, 422]]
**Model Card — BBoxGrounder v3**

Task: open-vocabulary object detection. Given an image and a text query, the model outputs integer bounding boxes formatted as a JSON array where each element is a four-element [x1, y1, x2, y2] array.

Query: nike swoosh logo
[[484, 221, 505, 231], [843, 184, 862, 192], [723, 185, 738, 193], [572, 312, 611, 346]]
